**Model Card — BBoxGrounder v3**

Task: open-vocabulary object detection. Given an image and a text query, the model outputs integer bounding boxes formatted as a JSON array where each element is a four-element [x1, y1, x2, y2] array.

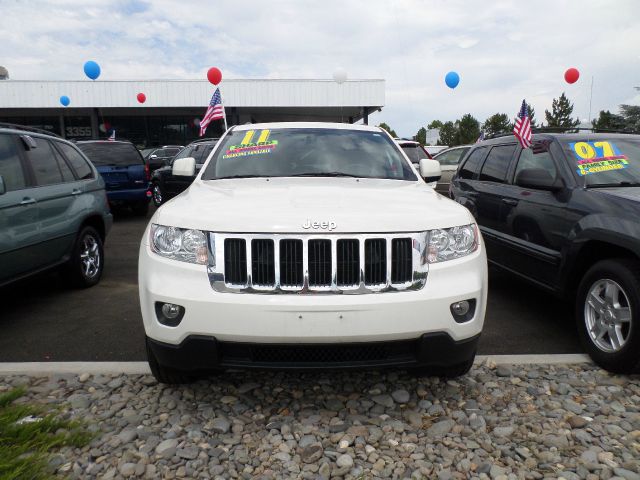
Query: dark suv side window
[[194, 144, 215, 165], [480, 144, 517, 183], [0, 134, 27, 191], [25, 137, 74, 186], [459, 147, 487, 179], [56, 142, 94, 180]]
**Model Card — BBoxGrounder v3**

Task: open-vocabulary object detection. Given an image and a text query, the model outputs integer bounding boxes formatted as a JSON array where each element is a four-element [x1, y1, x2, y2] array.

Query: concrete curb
[[0, 354, 592, 376]]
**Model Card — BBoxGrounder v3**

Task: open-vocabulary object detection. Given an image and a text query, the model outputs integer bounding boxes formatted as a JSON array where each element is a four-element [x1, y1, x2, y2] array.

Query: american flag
[[199, 88, 224, 136], [513, 99, 532, 149], [476, 131, 485, 143]]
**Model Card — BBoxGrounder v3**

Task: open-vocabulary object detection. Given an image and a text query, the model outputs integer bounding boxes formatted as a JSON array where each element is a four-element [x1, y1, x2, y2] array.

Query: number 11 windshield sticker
[[222, 130, 278, 159], [570, 141, 629, 176]]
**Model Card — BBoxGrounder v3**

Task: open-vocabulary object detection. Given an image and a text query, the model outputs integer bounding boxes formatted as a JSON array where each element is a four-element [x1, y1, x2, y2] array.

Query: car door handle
[[502, 198, 518, 206], [19, 197, 36, 205], [71, 189, 82, 195]]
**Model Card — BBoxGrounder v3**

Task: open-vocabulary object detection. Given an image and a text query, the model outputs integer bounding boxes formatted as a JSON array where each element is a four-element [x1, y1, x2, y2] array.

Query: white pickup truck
[[138, 122, 487, 383]]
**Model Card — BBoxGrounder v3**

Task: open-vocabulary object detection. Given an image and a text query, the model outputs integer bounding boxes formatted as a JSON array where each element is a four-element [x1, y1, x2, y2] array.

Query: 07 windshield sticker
[[570, 141, 629, 176], [222, 129, 278, 159]]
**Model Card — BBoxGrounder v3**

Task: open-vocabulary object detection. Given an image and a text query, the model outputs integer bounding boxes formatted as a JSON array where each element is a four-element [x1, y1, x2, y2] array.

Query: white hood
[[152, 177, 473, 234]]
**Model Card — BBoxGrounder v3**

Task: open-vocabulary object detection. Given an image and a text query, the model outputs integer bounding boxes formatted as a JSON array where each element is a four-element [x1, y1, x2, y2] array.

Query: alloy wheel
[[153, 184, 162, 205], [584, 278, 632, 353], [80, 234, 101, 279]]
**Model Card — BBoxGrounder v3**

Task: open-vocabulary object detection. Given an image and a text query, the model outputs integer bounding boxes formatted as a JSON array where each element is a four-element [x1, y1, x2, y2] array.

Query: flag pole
[[221, 84, 228, 132]]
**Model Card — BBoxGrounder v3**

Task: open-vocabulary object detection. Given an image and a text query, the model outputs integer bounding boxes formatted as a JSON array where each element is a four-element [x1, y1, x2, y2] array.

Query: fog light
[[451, 300, 470, 316], [450, 299, 476, 323], [155, 302, 185, 327]]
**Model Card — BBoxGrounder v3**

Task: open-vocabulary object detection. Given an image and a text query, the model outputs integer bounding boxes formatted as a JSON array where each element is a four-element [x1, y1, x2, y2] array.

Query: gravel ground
[[2, 363, 639, 480]]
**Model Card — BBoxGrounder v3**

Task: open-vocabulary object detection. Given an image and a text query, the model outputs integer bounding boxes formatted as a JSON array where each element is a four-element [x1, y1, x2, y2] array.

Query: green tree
[[544, 93, 580, 130], [377, 122, 397, 138], [482, 113, 512, 138], [592, 110, 627, 131], [437, 121, 458, 146], [456, 113, 481, 144], [527, 105, 537, 128], [414, 127, 427, 145], [619, 105, 640, 132], [427, 120, 444, 130]]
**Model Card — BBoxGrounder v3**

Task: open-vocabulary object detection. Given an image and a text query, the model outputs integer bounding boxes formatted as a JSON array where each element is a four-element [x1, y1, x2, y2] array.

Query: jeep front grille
[[208, 233, 428, 294]]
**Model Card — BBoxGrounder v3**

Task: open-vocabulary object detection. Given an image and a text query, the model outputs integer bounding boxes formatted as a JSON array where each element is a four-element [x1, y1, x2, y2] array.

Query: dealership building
[[0, 79, 385, 146]]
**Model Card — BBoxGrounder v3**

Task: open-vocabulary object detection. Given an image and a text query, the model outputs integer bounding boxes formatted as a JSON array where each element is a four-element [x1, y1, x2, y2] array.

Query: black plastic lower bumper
[[146, 332, 480, 373]]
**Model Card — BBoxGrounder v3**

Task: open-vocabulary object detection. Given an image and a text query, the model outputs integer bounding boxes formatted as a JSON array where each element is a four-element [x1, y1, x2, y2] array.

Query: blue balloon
[[445, 71, 460, 89], [83, 60, 101, 80], [60, 95, 70, 107]]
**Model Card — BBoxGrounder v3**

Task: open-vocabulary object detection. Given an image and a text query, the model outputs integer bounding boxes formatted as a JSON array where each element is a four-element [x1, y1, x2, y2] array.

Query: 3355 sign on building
[[65, 126, 92, 137]]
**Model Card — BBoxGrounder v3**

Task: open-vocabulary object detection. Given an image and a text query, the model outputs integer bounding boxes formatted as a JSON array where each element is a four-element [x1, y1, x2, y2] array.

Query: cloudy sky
[[1, 0, 638, 137]]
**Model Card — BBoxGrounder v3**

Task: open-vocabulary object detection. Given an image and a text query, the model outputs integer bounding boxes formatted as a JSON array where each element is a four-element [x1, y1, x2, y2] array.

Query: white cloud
[[0, 0, 639, 136]]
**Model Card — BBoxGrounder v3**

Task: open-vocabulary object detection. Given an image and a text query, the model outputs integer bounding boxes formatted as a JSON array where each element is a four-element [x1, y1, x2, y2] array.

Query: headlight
[[150, 224, 209, 265], [427, 224, 478, 263]]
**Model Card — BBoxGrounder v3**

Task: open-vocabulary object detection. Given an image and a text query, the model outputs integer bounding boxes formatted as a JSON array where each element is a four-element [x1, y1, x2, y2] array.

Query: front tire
[[64, 226, 104, 288], [576, 258, 640, 374], [151, 181, 163, 207], [145, 338, 195, 384]]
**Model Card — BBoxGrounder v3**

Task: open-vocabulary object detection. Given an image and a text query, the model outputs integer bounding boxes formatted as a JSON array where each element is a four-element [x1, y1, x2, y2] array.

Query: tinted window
[[164, 147, 181, 157], [77, 142, 143, 167], [26, 138, 66, 186], [436, 147, 469, 166], [203, 128, 417, 181], [515, 147, 557, 183], [52, 148, 75, 182], [400, 144, 430, 163], [458, 147, 487, 180], [173, 146, 192, 161], [0, 134, 26, 191], [480, 145, 517, 183], [57, 142, 94, 179], [193, 144, 215, 164]]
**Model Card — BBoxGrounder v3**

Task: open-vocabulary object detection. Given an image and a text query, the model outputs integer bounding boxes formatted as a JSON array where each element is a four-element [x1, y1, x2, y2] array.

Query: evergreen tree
[[414, 127, 427, 145], [437, 121, 458, 146], [619, 105, 640, 132], [527, 105, 537, 128], [377, 122, 398, 138], [592, 110, 627, 131], [482, 113, 512, 137], [427, 120, 444, 130], [544, 93, 580, 130], [456, 114, 481, 144]]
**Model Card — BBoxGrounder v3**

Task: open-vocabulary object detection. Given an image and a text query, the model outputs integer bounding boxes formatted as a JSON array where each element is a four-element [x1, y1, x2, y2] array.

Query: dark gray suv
[[0, 124, 112, 288]]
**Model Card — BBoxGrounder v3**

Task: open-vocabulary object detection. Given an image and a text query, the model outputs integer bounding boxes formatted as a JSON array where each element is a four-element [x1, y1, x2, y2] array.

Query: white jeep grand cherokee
[[139, 123, 487, 383]]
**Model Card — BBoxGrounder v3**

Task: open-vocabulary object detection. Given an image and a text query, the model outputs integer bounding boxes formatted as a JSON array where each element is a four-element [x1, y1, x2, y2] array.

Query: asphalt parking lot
[[0, 207, 582, 362]]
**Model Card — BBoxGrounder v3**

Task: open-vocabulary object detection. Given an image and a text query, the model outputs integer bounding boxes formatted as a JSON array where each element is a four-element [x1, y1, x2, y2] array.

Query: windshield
[[78, 142, 144, 167], [400, 144, 430, 163], [201, 128, 417, 181], [562, 138, 640, 187]]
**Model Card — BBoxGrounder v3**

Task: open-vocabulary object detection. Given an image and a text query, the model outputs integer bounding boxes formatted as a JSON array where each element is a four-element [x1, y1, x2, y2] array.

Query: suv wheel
[[151, 181, 163, 207], [576, 259, 640, 373], [65, 226, 104, 288], [145, 339, 195, 384]]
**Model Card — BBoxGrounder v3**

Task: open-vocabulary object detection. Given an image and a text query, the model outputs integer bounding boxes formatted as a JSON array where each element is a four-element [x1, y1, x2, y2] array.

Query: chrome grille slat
[[210, 232, 428, 294]]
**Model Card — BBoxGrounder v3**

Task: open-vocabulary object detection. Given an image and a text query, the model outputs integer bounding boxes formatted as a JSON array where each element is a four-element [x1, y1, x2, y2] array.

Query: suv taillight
[[144, 163, 151, 181]]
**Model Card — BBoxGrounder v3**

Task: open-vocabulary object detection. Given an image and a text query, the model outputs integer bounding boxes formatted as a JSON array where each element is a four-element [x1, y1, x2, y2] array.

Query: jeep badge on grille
[[302, 219, 337, 231]]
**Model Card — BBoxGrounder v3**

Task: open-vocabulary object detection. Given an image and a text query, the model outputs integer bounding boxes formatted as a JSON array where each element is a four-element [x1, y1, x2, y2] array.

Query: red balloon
[[564, 67, 579, 84], [137, 93, 146, 103], [207, 67, 222, 85]]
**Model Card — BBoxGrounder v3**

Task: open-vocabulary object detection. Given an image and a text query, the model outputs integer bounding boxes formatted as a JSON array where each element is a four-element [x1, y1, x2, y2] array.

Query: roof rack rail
[[188, 137, 220, 144], [0, 122, 62, 138], [484, 126, 638, 141]]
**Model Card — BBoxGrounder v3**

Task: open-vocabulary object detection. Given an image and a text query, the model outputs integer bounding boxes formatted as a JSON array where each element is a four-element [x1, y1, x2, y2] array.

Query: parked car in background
[[425, 145, 449, 156], [150, 138, 218, 206], [142, 145, 183, 171], [139, 122, 486, 384], [394, 139, 432, 164], [433, 145, 471, 195], [450, 132, 640, 373], [0, 124, 112, 288], [77, 140, 151, 216]]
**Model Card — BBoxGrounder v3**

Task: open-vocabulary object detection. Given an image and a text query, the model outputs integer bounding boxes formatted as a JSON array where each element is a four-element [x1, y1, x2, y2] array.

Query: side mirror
[[172, 157, 196, 177], [419, 158, 442, 183], [0, 175, 5, 195], [515, 168, 561, 191]]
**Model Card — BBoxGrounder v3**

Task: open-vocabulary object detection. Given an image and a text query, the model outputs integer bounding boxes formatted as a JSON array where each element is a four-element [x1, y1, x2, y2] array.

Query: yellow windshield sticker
[[570, 141, 629, 176], [223, 129, 278, 159]]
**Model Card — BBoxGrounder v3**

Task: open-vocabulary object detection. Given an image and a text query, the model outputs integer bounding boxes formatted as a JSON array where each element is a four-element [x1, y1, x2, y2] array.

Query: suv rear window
[[400, 144, 431, 163], [459, 147, 487, 179], [480, 145, 517, 183], [77, 142, 143, 167]]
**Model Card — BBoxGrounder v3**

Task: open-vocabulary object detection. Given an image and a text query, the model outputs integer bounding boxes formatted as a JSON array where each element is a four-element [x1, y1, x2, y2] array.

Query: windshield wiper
[[214, 174, 268, 180], [286, 172, 364, 178], [587, 181, 640, 188]]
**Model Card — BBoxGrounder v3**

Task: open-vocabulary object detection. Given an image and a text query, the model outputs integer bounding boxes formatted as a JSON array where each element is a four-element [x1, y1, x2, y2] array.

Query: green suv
[[0, 124, 112, 288]]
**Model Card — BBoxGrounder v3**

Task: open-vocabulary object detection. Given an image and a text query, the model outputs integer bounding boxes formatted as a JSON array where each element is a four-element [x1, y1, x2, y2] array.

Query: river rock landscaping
[[1, 362, 638, 480]]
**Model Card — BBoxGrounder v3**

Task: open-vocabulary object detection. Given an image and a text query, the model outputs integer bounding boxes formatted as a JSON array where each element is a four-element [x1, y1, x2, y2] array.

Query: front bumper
[[147, 332, 481, 372]]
